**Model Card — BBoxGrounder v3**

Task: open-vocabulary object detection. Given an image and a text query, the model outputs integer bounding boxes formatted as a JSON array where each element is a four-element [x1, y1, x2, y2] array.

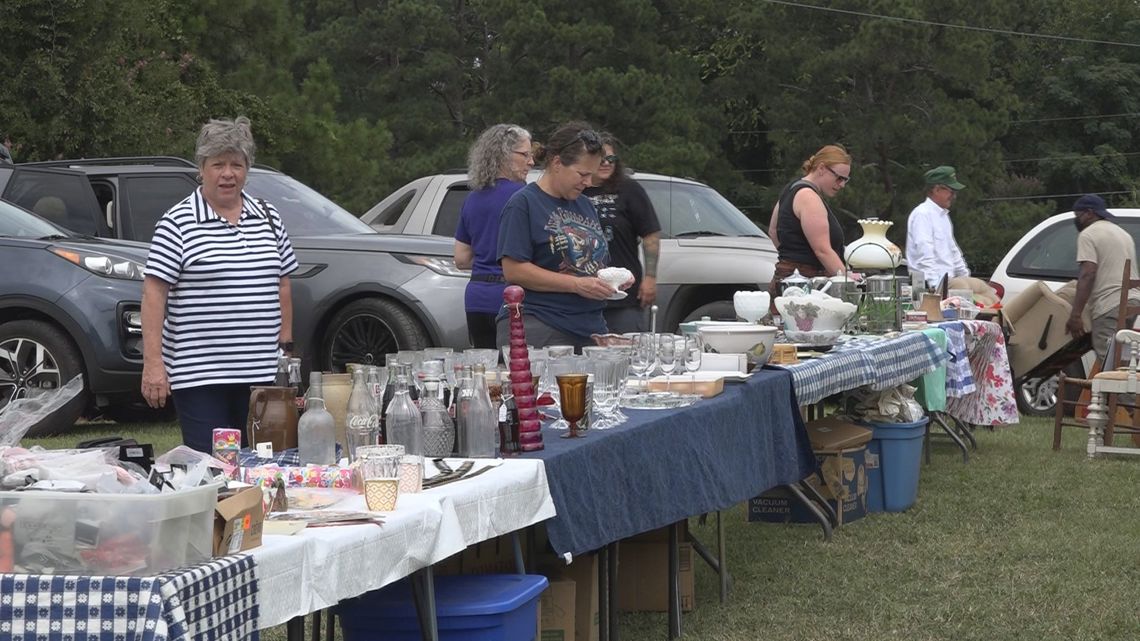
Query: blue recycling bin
[[863, 417, 928, 513]]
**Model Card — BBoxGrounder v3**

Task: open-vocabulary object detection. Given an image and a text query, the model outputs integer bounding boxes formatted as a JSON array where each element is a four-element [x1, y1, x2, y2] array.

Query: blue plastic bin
[[863, 417, 928, 513], [337, 574, 549, 641]]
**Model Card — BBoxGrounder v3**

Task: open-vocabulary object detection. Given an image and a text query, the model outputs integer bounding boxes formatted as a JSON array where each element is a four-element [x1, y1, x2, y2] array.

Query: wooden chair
[[1053, 259, 1140, 450], [1087, 328, 1140, 457]]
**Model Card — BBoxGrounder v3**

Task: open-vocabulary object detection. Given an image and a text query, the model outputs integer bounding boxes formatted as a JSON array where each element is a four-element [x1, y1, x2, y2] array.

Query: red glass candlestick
[[504, 286, 544, 452]]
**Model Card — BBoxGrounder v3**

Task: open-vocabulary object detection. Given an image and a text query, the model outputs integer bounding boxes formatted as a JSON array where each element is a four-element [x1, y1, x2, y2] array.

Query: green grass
[[29, 416, 1140, 640]]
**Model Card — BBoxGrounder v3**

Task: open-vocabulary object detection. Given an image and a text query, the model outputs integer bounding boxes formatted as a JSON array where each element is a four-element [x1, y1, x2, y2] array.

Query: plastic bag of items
[[0, 375, 84, 447], [151, 446, 235, 491], [0, 446, 157, 494], [846, 384, 925, 424]]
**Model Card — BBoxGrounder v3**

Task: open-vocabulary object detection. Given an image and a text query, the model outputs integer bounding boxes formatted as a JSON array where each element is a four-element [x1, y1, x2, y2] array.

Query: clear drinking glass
[[684, 335, 704, 386], [658, 334, 678, 393], [629, 333, 657, 395], [590, 353, 629, 429]]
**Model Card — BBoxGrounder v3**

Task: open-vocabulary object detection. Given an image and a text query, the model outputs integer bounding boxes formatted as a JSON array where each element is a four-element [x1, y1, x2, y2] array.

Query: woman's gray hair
[[468, 124, 531, 190], [195, 116, 256, 168]]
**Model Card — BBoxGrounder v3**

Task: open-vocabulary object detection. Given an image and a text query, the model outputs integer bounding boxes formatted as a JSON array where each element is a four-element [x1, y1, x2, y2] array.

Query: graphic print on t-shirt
[[544, 206, 608, 275], [589, 192, 619, 242]]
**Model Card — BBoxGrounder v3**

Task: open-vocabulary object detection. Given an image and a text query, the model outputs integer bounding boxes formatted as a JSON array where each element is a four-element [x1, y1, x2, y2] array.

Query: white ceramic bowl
[[774, 291, 858, 332], [733, 291, 771, 323], [697, 323, 778, 365]]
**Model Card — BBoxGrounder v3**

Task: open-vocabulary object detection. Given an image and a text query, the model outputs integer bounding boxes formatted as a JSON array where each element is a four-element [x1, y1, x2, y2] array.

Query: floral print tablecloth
[[941, 320, 1020, 426]]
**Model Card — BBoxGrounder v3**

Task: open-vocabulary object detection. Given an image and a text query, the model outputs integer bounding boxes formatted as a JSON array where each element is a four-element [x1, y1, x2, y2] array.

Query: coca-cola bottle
[[289, 358, 304, 412], [346, 368, 378, 462]]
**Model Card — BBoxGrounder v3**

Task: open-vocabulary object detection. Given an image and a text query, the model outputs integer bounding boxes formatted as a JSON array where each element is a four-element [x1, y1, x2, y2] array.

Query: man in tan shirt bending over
[[1065, 194, 1140, 364]]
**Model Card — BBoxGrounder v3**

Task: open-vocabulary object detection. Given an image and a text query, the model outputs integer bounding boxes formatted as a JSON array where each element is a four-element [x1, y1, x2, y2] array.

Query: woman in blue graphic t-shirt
[[495, 122, 632, 350], [454, 124, 534, 348]]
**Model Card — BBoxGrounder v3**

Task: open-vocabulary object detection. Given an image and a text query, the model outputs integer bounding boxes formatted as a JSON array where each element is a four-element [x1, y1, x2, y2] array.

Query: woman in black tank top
[[765, 144, 854, 309]]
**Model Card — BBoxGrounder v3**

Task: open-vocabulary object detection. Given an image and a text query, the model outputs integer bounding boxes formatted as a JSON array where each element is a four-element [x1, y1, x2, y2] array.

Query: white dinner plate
[[607, 290, 627, 301]]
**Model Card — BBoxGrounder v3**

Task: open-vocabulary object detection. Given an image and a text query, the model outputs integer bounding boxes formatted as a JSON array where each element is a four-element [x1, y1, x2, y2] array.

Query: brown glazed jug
[[247, 386, 300, 452]]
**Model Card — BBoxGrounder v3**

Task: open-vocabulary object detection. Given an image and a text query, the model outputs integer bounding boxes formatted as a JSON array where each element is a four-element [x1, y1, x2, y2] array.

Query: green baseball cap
[[924, 166, 965, 190]]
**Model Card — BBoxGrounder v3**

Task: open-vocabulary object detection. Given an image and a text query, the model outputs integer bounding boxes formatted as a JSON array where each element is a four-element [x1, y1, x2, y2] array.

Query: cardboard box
[[616, 542, 694, 612], [748, 445, 869, 526], [539, 578, 576, 641], [562, 554, 599, 641], [213, 485, 264, 555]]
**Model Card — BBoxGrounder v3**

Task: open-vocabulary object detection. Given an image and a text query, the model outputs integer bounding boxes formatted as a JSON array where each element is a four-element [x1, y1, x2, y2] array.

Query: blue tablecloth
[[0, 555, 258, 641], [522, 367, 815, 558], [782, 333, 950, 405]]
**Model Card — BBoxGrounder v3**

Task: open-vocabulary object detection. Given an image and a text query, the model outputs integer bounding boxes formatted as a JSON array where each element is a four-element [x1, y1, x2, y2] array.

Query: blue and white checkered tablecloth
[[934, 321, 976, 397], [0, 554, 258, 641], [781, 333, 950, 406]]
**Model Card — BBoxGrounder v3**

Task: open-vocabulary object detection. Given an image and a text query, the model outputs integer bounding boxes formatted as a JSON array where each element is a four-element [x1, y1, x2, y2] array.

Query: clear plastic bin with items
[[0, 483, 218, 575]]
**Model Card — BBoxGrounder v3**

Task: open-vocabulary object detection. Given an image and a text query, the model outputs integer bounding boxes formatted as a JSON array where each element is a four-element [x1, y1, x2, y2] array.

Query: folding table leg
[[950, 416, 978, 450], [931, 412, 969, 463], [599, 546, 610, 641], [607, 542, 619, 641], [286, 616, 305, 641], [667, 522, 682, 639], [785, 483, 832, 541], [410, 567, 439, 641], [510, 531, 525, 574], [717, 511, 729, 604], [797, 480, 837, 528]]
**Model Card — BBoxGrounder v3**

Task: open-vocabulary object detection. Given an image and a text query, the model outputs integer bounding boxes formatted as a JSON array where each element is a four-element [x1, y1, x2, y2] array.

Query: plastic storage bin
[[0, 483, 218, 575], [864, 418, 928, 512], [337, 574, 549, 641]]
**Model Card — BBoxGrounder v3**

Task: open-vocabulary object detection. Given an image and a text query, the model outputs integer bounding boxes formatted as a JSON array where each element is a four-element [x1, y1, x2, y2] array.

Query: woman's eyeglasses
[[512, 150, 534, 160], [601, 154, 619, 165], [826, 166, 851, 185]]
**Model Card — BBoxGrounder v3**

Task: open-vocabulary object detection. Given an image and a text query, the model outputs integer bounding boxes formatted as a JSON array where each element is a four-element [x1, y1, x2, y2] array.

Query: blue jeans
[[172, 382, 272, 453]]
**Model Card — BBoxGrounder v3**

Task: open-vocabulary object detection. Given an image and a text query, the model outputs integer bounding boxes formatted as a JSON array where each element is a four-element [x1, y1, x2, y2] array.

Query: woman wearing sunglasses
[[584, 133, 662, 333], [766, 144, 854, 307], [496, 122, 628, 349]]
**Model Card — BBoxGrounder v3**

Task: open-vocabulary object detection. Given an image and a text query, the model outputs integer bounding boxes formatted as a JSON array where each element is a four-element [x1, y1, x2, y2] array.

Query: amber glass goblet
[[556, 374, 589, 439]]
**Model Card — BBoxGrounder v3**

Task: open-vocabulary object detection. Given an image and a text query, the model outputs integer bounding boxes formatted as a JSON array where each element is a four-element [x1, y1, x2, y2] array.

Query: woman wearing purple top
[[454, 124, 534, 348]]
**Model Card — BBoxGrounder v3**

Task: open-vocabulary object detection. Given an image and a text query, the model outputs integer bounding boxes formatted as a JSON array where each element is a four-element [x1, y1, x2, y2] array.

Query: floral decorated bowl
[[733, 291, 771, 323], [774, 290, 858, 332], [697, 323, 778, 365]]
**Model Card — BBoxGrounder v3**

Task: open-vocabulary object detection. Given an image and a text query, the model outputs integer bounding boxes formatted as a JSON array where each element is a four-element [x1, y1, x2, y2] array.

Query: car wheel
[[1017, 375, 1059, 416], [0, 320, 87, 437], [682, 301, 739, 323], [321, 298, 430, 371]]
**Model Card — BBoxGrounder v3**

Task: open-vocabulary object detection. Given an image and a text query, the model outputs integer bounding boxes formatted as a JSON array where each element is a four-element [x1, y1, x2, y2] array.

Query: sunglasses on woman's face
[[600, 154, 619, 165], [826, 166, 851, 185]]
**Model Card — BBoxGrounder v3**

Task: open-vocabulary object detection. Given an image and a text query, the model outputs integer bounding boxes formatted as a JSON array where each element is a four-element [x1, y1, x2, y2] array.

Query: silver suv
[[362, 171, 778, 331]]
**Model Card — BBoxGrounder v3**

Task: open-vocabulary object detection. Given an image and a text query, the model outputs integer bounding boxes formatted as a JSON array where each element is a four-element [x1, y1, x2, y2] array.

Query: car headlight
[[48, 247, 145, 281], [399, 255, 470, 278]]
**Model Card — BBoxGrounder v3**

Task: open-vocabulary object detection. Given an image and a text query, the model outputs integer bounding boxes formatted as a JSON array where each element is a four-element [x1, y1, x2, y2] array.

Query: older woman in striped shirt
[[140, 116, 298, 453]]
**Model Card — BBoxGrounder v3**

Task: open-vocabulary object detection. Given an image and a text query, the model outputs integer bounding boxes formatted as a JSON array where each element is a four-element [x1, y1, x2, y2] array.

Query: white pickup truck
[[362, 170, 778, 333]]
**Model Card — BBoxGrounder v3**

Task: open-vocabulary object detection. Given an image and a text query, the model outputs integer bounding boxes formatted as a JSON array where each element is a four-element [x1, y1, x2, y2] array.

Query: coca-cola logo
[[347, 414, 372, 429], [368, 414, 381, 429]]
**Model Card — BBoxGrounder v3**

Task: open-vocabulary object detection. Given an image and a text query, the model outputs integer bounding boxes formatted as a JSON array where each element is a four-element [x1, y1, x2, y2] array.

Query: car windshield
[[0, 199, 70, 238], [245, 173, 374, 236], [640, 180, 766, 239]]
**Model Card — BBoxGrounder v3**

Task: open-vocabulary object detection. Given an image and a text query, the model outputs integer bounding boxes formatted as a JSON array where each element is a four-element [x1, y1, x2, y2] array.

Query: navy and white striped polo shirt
[[144, 188, 299, 389]]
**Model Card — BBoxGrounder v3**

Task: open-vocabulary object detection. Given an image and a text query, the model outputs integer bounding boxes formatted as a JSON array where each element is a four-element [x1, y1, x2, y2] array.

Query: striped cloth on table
[[935, 321, 977, 397]]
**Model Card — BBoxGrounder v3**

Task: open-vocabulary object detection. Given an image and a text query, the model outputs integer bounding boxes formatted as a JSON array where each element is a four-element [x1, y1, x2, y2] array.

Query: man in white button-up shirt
[[906, 165, 969, 289]]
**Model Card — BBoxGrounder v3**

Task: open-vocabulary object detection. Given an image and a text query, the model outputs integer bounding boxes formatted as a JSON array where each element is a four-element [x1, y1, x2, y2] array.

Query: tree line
[[4, 0, 1140, 274]]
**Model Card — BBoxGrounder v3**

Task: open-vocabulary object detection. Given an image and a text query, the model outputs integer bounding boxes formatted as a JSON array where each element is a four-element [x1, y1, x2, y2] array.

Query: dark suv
[[4, 158, 470, 374], [0, 199, 149, 435]]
